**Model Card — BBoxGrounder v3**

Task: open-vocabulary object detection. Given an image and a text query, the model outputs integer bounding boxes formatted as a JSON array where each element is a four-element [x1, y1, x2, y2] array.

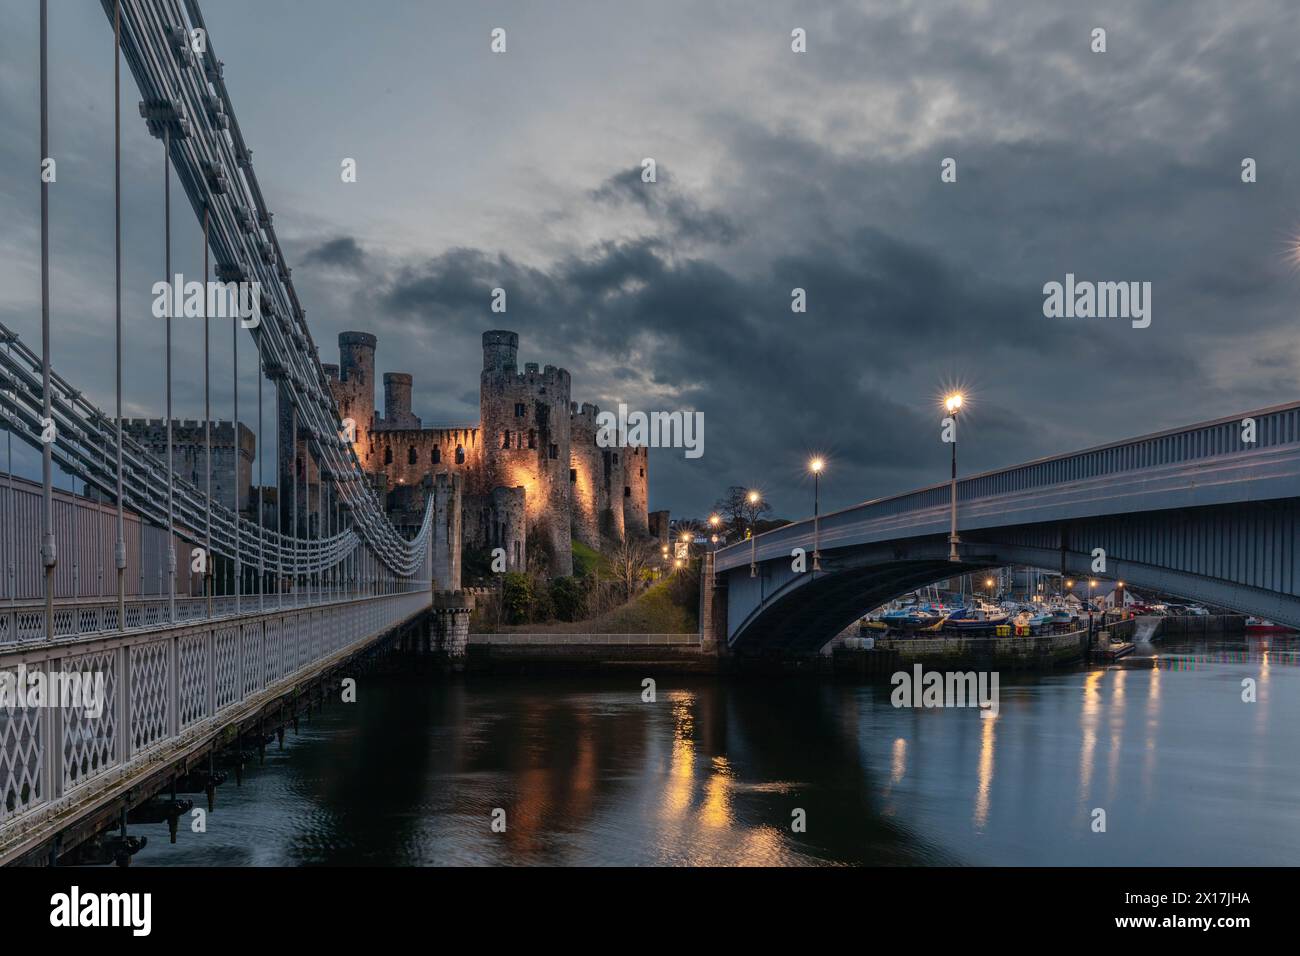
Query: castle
[[119, 330, 660, 586], [319, 329, 656, 578]]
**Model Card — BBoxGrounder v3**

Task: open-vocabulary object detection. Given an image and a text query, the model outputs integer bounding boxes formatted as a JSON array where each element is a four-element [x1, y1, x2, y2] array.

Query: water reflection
[[133, 634, 1300, 867]]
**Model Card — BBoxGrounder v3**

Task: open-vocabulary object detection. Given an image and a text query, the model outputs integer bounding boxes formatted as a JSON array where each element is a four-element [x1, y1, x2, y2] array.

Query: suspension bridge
[[0, 0, 450, 865]]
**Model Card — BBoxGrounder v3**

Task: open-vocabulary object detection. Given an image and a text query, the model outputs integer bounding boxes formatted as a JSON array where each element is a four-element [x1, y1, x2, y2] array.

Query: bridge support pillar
[[699, 553, 728, 656], [432, 590, 474, 669]]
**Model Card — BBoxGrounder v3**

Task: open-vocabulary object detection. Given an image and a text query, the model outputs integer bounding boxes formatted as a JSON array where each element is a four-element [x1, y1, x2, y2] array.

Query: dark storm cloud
[[4, 0, 1299, 521], [302, 237, 368, 272], [590, 167, 739, 245]]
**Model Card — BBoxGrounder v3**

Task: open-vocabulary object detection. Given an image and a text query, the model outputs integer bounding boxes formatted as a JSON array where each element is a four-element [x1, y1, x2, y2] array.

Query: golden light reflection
[[973, 712, 997, 830], [663, 694, 696, 819], [1078, 670, 1103, 805], [700, 755, 733, 829], [891, 737, 907, 785]]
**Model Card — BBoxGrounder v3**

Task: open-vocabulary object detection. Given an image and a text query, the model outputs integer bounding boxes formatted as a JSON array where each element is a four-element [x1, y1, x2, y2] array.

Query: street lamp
[[809, 457, 824, 573], [944, 393, 963, 561], [748, 489, 761, 578], [708, 513, 721, 552]]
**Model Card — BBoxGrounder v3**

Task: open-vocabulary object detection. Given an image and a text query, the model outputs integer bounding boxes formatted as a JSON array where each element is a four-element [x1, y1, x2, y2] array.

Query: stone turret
[[381, 372, 421, 429], [482, 330, 519, 372], [569, 402, 604, 549], [623, 445, 650, 537], [338, 331, 376, 388]]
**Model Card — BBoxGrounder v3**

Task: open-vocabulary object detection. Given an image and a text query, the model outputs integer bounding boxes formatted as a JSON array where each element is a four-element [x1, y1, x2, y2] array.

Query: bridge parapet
[[0, 588, 430, 864], [718, 400, 1300, 574]]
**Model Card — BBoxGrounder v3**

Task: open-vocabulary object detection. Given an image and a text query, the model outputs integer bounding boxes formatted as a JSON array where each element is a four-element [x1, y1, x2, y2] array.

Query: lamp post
[[809, 457, 824, 573], [708, 513, 721, 553], [945, 393, 963, 562], [747, 490, 760, 578], [1088, 578, 1097, 636]]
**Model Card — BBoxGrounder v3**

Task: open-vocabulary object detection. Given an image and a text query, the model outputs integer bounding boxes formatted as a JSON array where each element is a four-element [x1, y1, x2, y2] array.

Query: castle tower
[[480, 331, 573, 576], [491, 485, 527, 572], [568, 402, 603, 550], [482, 330, 519, 372], [432, 472, 463, 590], [381, 372, 421, 429], [601, 448, 626, 542], [334, 331, 377, 469], [622, 445, 650, 537]]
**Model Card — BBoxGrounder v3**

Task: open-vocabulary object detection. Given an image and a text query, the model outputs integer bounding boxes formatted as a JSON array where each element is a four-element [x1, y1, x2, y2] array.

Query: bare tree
[[713, 485, 772, 538], [609, 537, 655, 600]]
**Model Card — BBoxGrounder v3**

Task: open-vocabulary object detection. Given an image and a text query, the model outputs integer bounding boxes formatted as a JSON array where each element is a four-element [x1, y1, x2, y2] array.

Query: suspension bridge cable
[[113, 0, 126, 631], [258, 352, 264, 610], [233, 271, 240, 613], [40, 0, 55, 638], [203, 204, 211, 615], [165, 123, 175, 623]]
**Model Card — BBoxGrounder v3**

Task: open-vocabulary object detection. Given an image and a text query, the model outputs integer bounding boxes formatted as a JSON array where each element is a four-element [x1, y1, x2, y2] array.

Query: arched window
[[502, 430, 511, 449], [432, 446, 441, 464], [384, 446, 393, 465], [528, 429, 536, 449], [408, 446, 417, 465], [455, 445, 465, 464]]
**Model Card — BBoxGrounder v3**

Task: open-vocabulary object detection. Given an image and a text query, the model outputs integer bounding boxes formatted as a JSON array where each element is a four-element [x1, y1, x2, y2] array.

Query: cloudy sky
[[2, 0, 1299, 520]]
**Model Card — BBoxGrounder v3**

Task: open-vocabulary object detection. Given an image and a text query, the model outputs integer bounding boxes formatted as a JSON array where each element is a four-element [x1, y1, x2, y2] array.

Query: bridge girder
[[725, 501, 1300, 654]]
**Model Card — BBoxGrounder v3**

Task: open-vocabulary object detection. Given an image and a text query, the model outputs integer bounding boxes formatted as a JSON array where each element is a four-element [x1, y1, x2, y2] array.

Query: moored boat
[[1245, 618, 1297, 635]]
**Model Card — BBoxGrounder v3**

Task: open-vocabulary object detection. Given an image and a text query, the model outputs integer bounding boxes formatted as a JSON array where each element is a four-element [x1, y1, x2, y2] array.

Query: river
[[134, 633, 1300, 866]]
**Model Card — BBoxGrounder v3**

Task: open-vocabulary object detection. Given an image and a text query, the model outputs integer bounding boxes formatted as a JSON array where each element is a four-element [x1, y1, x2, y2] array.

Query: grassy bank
[[495, 576, 698, 634]]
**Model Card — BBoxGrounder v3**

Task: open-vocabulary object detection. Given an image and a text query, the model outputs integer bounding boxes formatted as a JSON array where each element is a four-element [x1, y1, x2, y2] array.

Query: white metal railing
[[0, 576, 430, 647], [0, 587, 430, 855]]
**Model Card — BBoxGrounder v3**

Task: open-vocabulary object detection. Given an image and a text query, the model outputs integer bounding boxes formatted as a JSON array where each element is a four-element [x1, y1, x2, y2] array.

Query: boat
[[1245, 618, 1297, 635], [943, 605, 1010, 632], [880, 604, 940, 627]]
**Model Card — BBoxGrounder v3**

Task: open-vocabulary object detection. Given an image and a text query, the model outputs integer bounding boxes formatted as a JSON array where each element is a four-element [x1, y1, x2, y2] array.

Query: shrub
[[550, 575, 589, 622], [501, 572, 534, 625]]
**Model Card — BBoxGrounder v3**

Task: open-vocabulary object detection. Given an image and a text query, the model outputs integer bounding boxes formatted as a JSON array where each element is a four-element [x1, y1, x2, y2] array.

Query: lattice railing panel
[[61, 649, 118, 790], [214, 625, 239, 711], [129, 640, 170, 753], [0, 666, 43, 825], [177, 634, 208, 729], [242, 622, 265, 697]]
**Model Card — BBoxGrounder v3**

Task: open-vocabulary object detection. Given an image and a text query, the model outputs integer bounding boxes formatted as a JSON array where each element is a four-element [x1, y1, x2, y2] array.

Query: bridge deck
[[0, 588, 430, 865]]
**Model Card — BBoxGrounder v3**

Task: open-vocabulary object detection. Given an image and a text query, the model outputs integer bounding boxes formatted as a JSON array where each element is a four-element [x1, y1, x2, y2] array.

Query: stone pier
[[432, 590, 475, 668], [699, 552, 727, 656]]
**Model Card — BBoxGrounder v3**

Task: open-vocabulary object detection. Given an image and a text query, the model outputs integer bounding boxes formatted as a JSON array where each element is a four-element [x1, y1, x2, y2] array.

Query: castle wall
[[122, 418, 255, 514], [369, 426, 483, 492]]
